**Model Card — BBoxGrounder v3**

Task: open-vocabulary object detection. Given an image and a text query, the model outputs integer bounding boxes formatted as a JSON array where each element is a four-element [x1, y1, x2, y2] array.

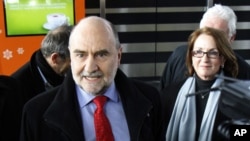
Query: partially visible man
[[20, 16, 162, 141], [160, 4, 250, 90], [12, 25, 73, 103], [0, 75, 24, 141]]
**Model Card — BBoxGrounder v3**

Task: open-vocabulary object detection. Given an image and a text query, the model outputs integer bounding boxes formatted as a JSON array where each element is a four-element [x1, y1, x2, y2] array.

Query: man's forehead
[[204, 18, 229, 32], [70, 44, 113, 52]]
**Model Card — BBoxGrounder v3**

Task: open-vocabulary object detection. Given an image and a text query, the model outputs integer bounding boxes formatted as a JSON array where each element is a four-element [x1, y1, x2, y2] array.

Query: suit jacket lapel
[[43, 72, 85, 141], [115, 69, 152, 140]]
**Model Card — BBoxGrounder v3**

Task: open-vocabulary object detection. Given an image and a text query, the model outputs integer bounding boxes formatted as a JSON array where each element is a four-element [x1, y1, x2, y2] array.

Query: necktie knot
[[93, 96, 107, 109]]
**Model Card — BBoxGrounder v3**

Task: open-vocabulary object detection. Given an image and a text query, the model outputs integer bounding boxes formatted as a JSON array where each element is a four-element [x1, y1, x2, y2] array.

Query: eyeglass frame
[[192, 50, 220, 59]]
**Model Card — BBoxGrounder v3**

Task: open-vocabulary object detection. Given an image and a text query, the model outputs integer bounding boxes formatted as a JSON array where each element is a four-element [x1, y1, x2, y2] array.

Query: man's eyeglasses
[[192, 50, 220, 59]]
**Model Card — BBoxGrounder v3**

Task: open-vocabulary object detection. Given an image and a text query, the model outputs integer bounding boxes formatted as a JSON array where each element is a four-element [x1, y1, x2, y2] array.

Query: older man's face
[[69, 20, 121, 95]]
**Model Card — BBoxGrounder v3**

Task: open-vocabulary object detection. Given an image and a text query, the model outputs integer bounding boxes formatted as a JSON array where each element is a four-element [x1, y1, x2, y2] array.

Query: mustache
[[80, 71, 103, 77]]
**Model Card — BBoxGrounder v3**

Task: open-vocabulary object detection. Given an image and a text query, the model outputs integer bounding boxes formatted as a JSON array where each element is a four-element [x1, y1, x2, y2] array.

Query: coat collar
[[43, 70, 84, 141], [114, 69, 153, 139], [43, 69, 152, 140]]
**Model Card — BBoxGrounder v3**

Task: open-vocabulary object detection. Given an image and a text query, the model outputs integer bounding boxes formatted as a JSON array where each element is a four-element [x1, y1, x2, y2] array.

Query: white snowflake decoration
[[17, 47, 24, 54], [3, 49, 13, 60]]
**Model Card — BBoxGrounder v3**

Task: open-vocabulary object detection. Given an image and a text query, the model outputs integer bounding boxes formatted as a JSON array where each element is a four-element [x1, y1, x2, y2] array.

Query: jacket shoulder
[[22, 86, 60, 117], [11, 62, 32, 78]]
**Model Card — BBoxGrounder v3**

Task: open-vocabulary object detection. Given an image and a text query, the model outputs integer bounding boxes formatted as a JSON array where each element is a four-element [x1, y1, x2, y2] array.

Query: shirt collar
[[76, 82, 119, 108]]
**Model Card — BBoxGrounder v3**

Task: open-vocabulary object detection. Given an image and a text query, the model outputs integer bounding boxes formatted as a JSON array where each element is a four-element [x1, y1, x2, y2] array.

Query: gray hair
[[41, 25, 73, 59], [199, 4, 237, 38]]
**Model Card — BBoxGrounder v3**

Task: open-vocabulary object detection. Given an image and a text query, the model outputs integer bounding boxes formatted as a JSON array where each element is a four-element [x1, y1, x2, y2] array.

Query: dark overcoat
[[20, 69, 162, 141]]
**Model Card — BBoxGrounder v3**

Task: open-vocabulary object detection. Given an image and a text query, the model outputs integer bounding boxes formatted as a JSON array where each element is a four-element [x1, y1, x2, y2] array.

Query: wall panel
[[85, 0, 250, 83]]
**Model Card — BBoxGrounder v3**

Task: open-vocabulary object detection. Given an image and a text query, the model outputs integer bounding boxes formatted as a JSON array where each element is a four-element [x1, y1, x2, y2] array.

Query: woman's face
[[192, 34, 225, 80]]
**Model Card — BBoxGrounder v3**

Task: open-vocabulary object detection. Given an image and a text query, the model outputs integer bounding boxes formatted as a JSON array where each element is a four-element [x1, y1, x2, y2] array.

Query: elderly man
[[20, 16, 162, 141]]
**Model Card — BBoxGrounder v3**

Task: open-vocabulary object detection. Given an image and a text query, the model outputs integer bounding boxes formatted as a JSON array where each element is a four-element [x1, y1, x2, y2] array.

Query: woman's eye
[[196, 50, 203, 54], [209, 51, 219, 56]]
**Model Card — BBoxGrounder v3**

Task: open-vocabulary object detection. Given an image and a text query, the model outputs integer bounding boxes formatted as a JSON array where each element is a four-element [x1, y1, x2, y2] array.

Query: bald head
[[69, 16, 120, 49]]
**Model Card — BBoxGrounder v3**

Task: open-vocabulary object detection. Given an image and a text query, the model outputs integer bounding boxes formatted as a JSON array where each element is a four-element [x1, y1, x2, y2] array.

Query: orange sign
[[0, 0, 85, 75]]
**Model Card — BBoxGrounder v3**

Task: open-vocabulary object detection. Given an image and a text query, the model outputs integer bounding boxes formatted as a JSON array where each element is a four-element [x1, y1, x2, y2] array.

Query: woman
[[161, 27, 238, 141]]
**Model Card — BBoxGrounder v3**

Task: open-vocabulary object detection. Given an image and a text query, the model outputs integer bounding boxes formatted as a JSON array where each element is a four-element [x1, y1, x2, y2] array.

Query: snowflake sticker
[[17, 47, 24, 54], [3, 49, 13, 60]]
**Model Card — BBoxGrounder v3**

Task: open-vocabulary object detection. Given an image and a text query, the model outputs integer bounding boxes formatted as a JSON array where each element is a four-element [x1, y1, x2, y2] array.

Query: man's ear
[[118, 47, 122, 65], [118, 47, 122, 59], [229, 34, 236, 43], [50, 53, 59, 64]]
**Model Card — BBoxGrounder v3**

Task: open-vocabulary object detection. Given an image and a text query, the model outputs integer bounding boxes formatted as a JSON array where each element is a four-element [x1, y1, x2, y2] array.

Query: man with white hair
[[160, 4, 250, 90]]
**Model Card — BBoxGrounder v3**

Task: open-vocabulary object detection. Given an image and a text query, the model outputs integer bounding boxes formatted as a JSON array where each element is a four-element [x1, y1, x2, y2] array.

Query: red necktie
[[93, 96, 114, 141]]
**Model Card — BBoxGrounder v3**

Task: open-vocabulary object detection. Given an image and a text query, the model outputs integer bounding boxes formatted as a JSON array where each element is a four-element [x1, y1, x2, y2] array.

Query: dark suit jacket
[[20, 69, 162, 141], [0, 76, 24, 141], [160, 44, 250, 90], [160, 79, 230, 141]]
